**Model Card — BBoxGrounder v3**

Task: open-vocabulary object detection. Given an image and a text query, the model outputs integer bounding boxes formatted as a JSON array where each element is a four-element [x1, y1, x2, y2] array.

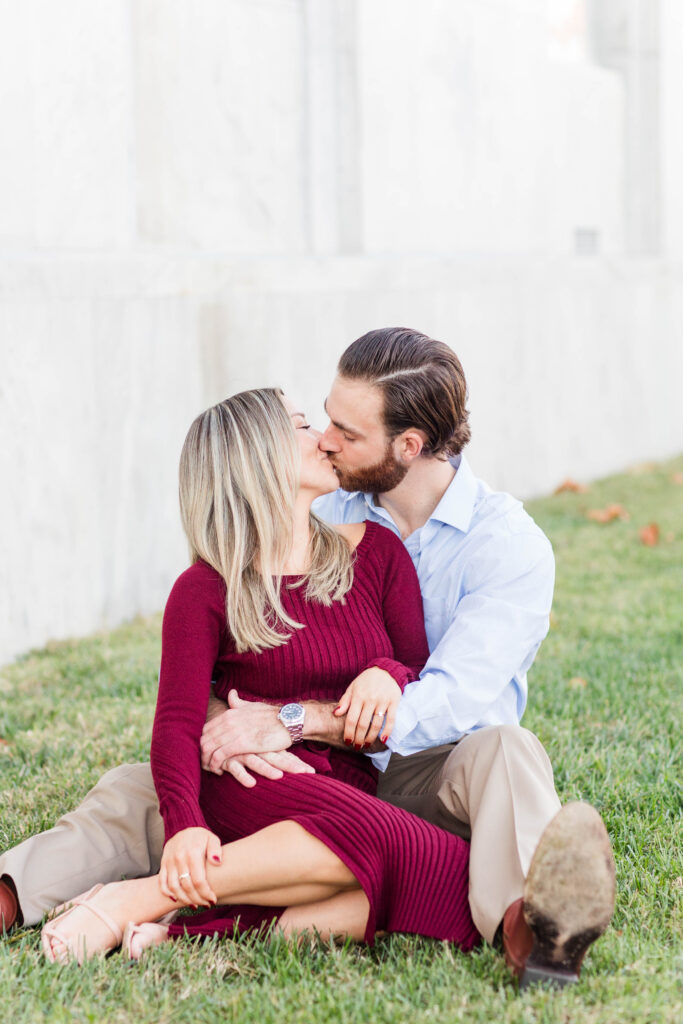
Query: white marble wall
[[1, 0, 683, 664]]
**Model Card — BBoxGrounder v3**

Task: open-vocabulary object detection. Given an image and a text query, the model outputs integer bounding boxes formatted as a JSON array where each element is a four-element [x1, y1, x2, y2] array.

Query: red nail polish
[[334, 706, 341, 713], [381, 734, 388, 744], [344, 738, 352, 746], [212, 856, 220, 863], [354, 743, 361, 751]]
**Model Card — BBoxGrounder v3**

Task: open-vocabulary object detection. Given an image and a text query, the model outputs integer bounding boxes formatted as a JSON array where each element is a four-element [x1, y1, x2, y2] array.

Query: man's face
[[319, 376, 409, 493]]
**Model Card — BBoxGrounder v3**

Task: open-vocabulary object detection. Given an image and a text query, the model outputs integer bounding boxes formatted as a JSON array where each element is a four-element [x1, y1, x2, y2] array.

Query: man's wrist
[[301, 701, 345, 746]]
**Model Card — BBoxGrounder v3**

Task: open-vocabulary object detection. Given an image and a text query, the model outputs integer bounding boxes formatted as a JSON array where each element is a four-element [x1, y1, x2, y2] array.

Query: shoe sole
[[521, 801, 616, 987]]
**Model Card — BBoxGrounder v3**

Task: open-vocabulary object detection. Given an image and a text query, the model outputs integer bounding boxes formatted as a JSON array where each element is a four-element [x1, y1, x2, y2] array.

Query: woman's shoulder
[[353, 520, 413, 571], [333, 521, 367, 551], [166, 560, 225, 610]]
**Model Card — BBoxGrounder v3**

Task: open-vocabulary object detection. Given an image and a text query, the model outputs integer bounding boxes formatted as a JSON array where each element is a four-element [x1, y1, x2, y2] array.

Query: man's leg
[[378, 725, 560, 942], [378, 725, 614, 986], [1, 763, 164, 926]]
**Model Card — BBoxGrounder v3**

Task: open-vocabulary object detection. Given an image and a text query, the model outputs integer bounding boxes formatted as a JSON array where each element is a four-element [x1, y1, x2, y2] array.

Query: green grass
[[2, 457, 682, 1023]]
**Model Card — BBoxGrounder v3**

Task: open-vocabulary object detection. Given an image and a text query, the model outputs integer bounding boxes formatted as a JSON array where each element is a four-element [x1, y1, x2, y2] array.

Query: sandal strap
[[72, 895, 123, 947]]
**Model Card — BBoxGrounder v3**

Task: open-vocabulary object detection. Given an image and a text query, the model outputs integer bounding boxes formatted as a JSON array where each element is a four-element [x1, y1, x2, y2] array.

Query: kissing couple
[[1, 327, 615, 988]]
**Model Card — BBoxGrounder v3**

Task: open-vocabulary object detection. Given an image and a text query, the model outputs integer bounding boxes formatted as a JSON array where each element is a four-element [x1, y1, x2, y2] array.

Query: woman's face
[[282, 395, 339, 497]]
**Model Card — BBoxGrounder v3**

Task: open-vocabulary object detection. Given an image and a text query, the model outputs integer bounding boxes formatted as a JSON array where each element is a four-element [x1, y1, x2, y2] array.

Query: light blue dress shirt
[[313, 456, 555, 768]]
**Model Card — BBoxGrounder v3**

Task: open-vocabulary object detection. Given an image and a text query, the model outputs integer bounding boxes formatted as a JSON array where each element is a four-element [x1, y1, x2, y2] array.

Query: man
[[1, 327, 615, 987]]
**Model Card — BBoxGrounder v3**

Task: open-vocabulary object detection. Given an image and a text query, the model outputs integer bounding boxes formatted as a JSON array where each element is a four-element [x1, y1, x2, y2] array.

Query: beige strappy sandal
[[41, 884, 123, 964], [122, 920, 172, 961]]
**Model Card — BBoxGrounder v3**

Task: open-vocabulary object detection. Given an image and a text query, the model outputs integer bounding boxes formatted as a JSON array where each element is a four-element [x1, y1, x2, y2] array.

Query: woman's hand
[[159, 827, 222, 907], [334, 667, 401, 749]]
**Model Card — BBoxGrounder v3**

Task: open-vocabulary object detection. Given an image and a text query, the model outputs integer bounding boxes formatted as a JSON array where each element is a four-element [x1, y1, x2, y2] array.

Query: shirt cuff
[[384, 701, 420, 755], [366, 748, 391, 772]]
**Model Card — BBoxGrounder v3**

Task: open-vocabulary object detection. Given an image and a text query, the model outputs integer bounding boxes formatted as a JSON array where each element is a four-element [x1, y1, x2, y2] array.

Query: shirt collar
[[342, 454, 478, 533], [427, 455, 477, 532]]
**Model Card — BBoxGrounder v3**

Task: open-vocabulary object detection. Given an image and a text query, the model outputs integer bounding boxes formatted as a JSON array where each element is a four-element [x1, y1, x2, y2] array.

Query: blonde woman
[[42, 389, 478, 963]]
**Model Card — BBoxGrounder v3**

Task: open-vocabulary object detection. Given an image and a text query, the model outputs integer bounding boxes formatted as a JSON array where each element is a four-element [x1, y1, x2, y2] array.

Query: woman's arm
[[151, 563, 224, 839], [337, 529, 430, 748]]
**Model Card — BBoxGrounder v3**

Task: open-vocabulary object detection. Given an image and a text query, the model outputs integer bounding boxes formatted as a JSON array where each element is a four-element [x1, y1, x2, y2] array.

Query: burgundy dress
[[151, 521, 479, 949]]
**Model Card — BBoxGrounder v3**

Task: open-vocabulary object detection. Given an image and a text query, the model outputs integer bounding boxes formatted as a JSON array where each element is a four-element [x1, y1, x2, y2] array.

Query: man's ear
[[397, 429, 426, 462]]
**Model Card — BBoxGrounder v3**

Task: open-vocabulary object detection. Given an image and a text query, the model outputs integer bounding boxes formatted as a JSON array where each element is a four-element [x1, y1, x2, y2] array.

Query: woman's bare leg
[[277, 889, 370, 943], [43, 822, 362, 960], [126, 888, 371, 961]]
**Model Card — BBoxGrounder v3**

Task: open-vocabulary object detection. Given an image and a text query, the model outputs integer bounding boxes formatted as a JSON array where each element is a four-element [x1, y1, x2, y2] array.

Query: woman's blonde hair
[[179, 388, 354, 652]]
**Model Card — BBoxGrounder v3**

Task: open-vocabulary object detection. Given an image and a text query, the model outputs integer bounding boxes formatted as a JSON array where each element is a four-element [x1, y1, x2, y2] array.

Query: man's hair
[[337, 327, 471, 457]]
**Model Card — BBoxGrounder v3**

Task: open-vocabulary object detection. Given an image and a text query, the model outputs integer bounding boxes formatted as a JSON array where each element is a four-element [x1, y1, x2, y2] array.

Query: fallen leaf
[[671, 472, 683, 485], [568, 676, 588, 689], [639, 523, 660, 547], [587, 504, 629, 523], [554, 478, 589, 495], [0, 738, 10, 755]]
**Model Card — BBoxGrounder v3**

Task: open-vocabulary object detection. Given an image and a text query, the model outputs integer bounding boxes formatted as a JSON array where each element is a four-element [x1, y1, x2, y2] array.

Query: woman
[[42, 389, 478, 964]]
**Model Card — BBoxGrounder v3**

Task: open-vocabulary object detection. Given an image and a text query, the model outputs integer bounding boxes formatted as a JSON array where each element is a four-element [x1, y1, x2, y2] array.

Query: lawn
[[1, 457, 682, 1024]]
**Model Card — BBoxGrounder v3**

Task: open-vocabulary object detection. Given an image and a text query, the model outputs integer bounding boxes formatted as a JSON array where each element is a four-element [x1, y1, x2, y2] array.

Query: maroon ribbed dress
[[151, 521, 479, 950]]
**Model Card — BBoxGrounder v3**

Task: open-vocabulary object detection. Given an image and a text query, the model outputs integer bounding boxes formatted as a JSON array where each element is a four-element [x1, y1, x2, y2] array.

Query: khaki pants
[[1, 725, 560, 942], [377, 725, 561, 942]]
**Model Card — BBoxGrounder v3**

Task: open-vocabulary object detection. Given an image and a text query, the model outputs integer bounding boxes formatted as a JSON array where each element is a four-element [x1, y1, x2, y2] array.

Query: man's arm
[[387, 530, 555, 756], [200, 691, 356, 777]]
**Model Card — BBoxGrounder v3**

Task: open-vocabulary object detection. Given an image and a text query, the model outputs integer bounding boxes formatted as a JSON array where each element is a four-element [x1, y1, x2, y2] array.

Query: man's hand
[[222, 751, 316, 786], [200, 689, 292, 774]]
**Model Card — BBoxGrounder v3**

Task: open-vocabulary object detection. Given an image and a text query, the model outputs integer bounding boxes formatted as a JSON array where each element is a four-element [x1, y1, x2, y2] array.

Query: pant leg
[[377, 726, 562, 944], [0, 762, 164, 925]]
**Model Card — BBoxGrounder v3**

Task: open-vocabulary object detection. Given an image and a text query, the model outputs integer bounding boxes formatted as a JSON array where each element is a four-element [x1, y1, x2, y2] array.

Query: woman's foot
[[122, 921, 170, 961], [41, 877, 168, 964], [41, 884, 122, 964]]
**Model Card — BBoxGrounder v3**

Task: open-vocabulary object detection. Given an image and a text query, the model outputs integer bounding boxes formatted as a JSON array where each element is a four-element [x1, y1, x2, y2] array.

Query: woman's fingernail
[[334, 706, 341, 714], [344, 738, 352, 746], [212, 856, 220, 863], [354, 743, 361, 751], [381, 734, 388, 743]]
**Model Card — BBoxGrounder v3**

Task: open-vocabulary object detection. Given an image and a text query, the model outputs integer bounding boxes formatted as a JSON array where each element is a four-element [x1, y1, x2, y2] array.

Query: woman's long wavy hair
[[179, 388, 354, 653]]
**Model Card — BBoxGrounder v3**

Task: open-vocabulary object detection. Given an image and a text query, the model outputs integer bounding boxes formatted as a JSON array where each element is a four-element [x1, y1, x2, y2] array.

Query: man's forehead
[[325, 377, 384, 433]]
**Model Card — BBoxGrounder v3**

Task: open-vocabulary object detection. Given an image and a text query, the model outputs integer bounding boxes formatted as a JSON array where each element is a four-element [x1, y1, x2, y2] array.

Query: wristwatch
[[277, 702, 306, 744]]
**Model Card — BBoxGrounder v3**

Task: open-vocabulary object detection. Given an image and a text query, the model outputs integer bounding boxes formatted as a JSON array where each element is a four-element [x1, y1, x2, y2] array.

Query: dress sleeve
[[150, 564, 225, 840], [364, 527, 429, 691]]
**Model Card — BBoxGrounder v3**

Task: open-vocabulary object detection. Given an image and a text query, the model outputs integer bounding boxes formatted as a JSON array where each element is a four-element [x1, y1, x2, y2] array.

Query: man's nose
[[318, 424, 340, 453]]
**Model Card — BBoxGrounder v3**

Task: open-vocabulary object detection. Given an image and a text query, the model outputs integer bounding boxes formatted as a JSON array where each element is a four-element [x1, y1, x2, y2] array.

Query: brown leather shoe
[[0, 876, 18, 932], [503, 802, 616, 989]]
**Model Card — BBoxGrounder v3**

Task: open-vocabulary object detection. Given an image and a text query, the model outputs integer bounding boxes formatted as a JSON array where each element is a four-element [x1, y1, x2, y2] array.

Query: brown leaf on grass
[[639, 523, 660, 547], [671, 472, 683, 485], [568, 676, 588, 689], [0, 738, 10, 754], [587, 504, 630, 523], [554, 478, 589, 495]]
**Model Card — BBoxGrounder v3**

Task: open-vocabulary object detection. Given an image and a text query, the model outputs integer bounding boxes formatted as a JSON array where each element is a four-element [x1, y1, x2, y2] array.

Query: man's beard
[[331, 441, 409, 494]]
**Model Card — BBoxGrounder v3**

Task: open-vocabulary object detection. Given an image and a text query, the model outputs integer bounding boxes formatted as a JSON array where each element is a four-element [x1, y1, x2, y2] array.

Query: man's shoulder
[[466, 465, 550, 547]]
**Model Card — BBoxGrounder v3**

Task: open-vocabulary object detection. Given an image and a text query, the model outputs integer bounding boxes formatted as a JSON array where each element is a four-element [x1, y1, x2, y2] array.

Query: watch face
[[279, 702, 304, 725]]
